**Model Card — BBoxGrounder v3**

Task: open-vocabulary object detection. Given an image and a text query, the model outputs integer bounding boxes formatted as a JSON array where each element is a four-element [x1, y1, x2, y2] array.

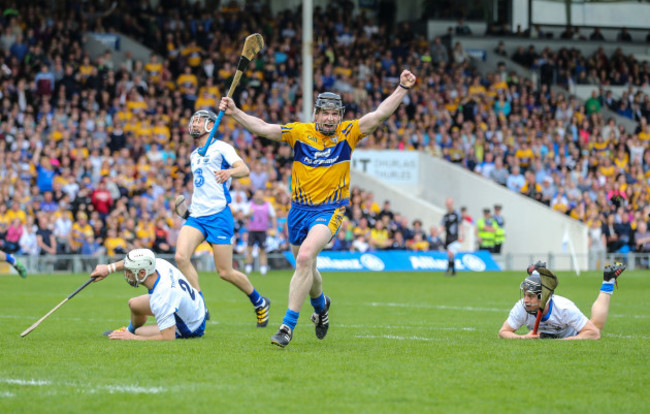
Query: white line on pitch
[[603, 333, 650, 340], [0, 378, 166, 394], [367, 302, 508, 312], [355, 335, 439, 341], [0, 391, 15, 398], [0, 379, 51, 386]]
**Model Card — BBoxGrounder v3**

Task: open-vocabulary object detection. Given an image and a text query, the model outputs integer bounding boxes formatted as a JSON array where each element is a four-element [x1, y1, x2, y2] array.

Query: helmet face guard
[[188, 110, 218, 138], [123, 249, 156, 288], [520, 272, 542, 315], [314, 92, 345, 136]]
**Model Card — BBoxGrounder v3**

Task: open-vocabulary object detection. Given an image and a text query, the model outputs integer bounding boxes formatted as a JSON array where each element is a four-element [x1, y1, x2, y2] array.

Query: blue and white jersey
[[190, 141, 243, 217], [506, 295, 589, 339], [148, 258, 206, 337]]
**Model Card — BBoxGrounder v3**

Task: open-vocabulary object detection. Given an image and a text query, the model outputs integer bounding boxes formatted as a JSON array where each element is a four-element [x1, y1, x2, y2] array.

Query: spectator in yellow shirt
[[177, 65, 198, 95], [104, 228, 128, 257], [69, 211, 94, 253], [369, 221, 390, 250]]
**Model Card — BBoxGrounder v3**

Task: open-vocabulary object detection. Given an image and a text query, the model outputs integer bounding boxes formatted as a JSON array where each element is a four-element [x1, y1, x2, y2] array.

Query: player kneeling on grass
[[498, 261, 625, 340], [91, 249, 206, 341]]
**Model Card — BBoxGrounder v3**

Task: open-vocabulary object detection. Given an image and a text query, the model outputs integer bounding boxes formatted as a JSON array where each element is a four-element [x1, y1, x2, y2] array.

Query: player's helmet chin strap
[[314, 92, 345, 136]]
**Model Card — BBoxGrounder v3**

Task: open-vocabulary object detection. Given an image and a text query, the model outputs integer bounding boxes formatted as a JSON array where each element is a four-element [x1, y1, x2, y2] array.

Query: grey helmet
[[520, 272, 542, 315], [188, 110, 218, 138], [314, 92, 345, 136]]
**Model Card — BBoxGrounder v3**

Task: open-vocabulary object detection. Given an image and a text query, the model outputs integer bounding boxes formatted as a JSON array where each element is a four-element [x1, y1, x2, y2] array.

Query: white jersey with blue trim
[[148, 258, 206, 336], [506, 295, 589, 339], [189, 141, 243, 217]]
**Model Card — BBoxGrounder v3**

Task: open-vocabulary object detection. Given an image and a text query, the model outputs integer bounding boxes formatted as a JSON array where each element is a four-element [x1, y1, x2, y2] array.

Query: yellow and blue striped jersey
[[281, 120, 365, 208]]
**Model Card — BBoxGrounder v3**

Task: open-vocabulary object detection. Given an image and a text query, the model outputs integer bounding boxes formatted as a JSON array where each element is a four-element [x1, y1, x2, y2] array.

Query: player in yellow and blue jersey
[[219, 69, 416, 347]]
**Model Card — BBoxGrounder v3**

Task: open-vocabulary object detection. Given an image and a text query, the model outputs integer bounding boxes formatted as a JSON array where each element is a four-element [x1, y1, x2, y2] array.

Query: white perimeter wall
[[352, 151, 589, 270]]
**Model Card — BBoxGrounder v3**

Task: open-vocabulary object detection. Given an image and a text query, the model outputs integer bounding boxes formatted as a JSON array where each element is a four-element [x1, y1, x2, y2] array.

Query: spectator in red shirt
[[91, 179, 113, 220]]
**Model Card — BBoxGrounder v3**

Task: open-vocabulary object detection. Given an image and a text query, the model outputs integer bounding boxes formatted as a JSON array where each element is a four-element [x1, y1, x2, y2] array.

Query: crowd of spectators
[[0, 1, 649, 265]]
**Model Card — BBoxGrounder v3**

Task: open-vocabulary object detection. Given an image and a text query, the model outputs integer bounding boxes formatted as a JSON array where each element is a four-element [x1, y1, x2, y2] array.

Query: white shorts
[[446, 241, 461, 255]]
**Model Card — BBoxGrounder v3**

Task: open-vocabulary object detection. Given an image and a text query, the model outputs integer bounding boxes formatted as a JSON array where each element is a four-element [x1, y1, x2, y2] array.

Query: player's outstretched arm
[[359, 69, 416, 135], [91, 260, 125, 282], [219, 97, 283, 141], [108, 325, 176, 341], [498, 320, 540, 339]]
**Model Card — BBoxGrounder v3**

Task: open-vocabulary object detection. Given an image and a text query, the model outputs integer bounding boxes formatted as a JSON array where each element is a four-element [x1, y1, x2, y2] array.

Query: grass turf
[[0, 269, 648, 413]]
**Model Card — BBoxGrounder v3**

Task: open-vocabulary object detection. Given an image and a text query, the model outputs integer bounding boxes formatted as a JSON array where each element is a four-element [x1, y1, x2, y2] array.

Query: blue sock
[[311, 293, 326, 314], [248, 289, 263, 307], [282, 309, 300, 331], [600, 281, 615, 294], [127, 322, 136, 334], [5, 254, 16, 266]]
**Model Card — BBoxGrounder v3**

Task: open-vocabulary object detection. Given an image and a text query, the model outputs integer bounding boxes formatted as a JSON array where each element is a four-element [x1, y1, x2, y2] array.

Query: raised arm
[[358, 69, 416, 135], [219, 97, 283, 142]]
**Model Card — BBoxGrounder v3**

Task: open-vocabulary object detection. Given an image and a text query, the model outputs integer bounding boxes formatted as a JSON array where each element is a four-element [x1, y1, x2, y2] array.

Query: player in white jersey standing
[[498, 261, 626, 340], [91, 249, 206, 340], [174, 110, 270, 328]]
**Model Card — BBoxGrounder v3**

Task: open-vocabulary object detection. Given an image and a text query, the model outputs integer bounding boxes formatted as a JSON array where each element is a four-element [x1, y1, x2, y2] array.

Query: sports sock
[[5, 254, 16, 266], [601, 280, 615, 295], [282, 309, 300, 331], [449, 259, 455, 272], [127, 322, 136, 334], [311, 293, 326, 314], [248, 289, 264, 307]]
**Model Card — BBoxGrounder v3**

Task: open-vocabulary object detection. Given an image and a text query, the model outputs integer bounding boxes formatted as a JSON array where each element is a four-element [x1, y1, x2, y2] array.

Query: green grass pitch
[[1, 269, 648, 413]]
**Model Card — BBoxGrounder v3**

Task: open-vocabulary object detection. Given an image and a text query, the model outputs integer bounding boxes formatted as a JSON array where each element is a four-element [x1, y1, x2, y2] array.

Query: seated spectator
[[590, 28, 605, 41], [617, 27, 632, 42], [389, 231, 407, 250], [19, 217, 39, 256], [507, 165, 526, 193], [634, 220, 650, 252], [602, 214, 621, 253], [331, 230, 351, 251], [427, 226, 445, 251], [352, 235, 370, 253], [369, 220, 390, 250], [455, 18, 472, 36], [5, 218, 23, 253], [410, 233, 429, 251], [36, 215, 57, 256]]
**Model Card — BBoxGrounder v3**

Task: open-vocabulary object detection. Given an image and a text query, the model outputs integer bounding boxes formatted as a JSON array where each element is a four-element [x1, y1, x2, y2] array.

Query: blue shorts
[[175, 316, 206, 339], [288, 204, 346, 245], [185, 208, 234, 245]]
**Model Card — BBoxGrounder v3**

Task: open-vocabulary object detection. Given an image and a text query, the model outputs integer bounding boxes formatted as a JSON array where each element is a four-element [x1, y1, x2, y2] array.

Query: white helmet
[[123, 249, 156, 287]]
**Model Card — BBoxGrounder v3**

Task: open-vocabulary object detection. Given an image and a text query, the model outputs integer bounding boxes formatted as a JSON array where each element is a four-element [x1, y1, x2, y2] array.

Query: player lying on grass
[[91, 249, 206, 340], [0, 250, 27, 278], [498, 261, 625, 340]]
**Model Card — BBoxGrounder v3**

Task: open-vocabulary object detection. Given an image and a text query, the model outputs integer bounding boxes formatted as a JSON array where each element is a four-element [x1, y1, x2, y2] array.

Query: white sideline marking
[[87, 385, 166, 394], [339, 324, 475, 331], [611, 314, 649, 319], [0, 379, 51, 386], [0, 378, 166, 395], [604, 333, 650, 340], [0, 391, 15, 398], [356, 335, 439, 341], [368, 302, 508, 312]]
